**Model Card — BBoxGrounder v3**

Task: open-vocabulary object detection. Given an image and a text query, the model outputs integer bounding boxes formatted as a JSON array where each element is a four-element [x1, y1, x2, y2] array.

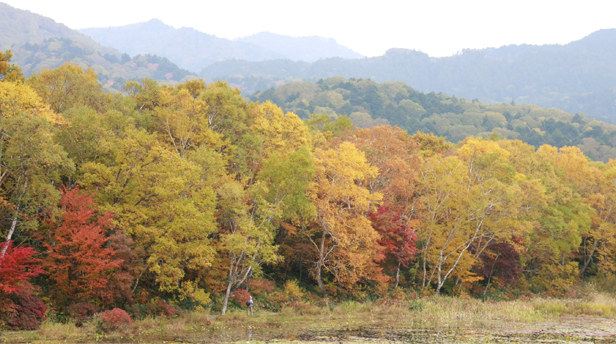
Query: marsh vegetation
[[4, 293, 616, 343]]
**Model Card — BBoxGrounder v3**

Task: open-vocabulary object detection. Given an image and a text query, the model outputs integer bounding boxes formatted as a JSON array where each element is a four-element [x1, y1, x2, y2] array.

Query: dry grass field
[[4, 294, 616, 343]]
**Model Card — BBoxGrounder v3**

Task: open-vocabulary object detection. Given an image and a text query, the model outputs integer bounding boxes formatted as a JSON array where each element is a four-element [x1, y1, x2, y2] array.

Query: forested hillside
[[4, 53, 616, 328], [79, 20, 363, 72], [251, 77, 616, 162], [0, 3, 197, 90], [203, 30, 616, 124], [9, 38, 193, 91], [0, 2, 115, 54]]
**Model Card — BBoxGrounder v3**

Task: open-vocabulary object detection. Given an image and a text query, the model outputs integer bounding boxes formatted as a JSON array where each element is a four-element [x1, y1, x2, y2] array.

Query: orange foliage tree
[[308, 141, 384, 295], [43, 187, 121, 308], [340, 126, 422, 288]]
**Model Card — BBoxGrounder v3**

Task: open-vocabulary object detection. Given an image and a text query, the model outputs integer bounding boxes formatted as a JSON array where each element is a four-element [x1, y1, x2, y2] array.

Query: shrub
[[99, 308, 132, 332], [125, 298, 180, 319], [156, 298, 179, 317], [1, 288, 47, 330], [67, 302, 99, 326], [231, 289, 251, 307], [249, 278, 276, 297], [288, 301, 313, 314], [269, 290, 290, 307], [284, 280, 305, 302]]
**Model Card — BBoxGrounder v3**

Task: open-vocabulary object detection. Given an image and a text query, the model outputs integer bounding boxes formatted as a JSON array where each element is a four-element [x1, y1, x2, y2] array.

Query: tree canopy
[[3, 54, 616, 327]]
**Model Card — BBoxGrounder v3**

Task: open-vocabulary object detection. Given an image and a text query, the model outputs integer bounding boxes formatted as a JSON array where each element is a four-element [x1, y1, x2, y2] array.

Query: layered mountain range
[[78, 19, 364, 72], [201, 30, 616, 123], [3, 1, 616, 124], [0, 2, 195, 90]]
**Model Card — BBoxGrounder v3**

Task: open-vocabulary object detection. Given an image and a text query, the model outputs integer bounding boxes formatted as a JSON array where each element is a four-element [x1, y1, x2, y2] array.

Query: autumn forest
[[2, 49, 616, 333]]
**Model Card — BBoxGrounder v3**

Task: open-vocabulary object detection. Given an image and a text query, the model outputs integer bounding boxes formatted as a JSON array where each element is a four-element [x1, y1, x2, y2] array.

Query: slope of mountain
[[0, 2, 116, 55], [79, 20, 364, 72], [236, 32, 363, 62], [251, 76, 616, 162], [202, 30, 616, 123], [10, 37, 194, 91], [1, 3, 196, 90]]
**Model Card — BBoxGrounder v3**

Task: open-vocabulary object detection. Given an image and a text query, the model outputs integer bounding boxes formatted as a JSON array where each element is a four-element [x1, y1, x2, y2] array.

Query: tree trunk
[[0, 209, 19, 259], [421, 237, 431, 288], [436, 281, 443, 295], [221, 278, 233, 315], [316, 234, 327, 296], [579, 238, 597, 278], [436, 250, 444, 295], [394, 262, 401, 290], [483, 254, 499, 297], [299, 251, 303, 283], [316, 262, 326, 296], [221, 259, 235, 315]]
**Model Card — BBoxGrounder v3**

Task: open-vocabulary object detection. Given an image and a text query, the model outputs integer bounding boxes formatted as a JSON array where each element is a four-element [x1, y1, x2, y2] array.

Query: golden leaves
[[0, 81, 65, 124]]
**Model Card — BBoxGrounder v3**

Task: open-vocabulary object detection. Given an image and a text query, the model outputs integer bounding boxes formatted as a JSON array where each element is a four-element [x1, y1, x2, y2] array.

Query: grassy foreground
[[4, 294, 616, 343]]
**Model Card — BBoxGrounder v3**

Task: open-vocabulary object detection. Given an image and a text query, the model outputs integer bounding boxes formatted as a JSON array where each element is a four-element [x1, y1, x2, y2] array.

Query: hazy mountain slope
[[0, 2, 116, 55], [202, 30, 616, 123], [236, 32, 363, 62], [10, 37, 194, 91], [251, 76, 616, 162], [0, 3, 195, 90], [79, 19, 285, 72]]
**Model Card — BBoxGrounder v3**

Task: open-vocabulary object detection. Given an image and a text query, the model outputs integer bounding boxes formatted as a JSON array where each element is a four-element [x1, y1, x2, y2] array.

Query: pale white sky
[[4, 0, 616, 57]]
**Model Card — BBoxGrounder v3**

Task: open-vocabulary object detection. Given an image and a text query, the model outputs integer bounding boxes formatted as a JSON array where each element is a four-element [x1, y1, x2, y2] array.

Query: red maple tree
[[368, 206, 417, 288], [0, 241, 43, 294], [43, 187, 121, 306]]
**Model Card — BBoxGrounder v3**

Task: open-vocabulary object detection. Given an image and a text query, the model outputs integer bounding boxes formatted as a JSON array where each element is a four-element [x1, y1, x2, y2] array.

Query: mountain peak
[[142, 18, 171, 29], [566, 28, 616, 55]]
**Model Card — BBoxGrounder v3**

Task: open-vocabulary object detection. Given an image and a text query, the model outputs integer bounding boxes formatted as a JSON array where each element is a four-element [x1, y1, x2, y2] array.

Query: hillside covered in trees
[[251, 77, 616, 162], [203, 30, 616, 124], [4, 52, 616, 329], [0, 3, 197, 91]]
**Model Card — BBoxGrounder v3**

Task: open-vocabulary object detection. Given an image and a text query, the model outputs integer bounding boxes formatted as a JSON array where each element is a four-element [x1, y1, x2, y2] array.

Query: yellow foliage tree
[[0, 50, 24, 83], [579, 160, 616, 276], [217, 102, 315, 314], [420, 138, 531, 294], [308, 141, 383, 295], [500, 141, 592, 292], [0, 81, 64, 124], [153, 86, 222, 157], [27, 62, 109, 114], [80, 113, 217, 304]]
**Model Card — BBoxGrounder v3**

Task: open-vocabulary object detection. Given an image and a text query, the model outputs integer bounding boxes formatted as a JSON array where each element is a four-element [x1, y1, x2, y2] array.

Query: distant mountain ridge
[[79, 19, 284, 72], [200, 29, 616, 123], [236, 32, 363, 62], [79, 19, 364, 72], [0, 2, 195, 90], [5, 1, 616, 125]]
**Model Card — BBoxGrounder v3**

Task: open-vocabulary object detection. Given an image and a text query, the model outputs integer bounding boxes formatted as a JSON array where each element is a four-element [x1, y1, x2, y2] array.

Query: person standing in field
[[247, 295, 254, 316]]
